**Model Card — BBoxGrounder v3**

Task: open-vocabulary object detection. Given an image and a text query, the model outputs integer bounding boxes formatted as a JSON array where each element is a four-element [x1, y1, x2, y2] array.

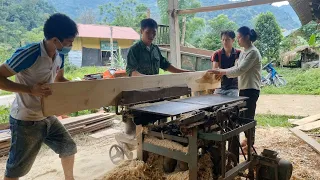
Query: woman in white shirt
[[208, 26, 262, 152]]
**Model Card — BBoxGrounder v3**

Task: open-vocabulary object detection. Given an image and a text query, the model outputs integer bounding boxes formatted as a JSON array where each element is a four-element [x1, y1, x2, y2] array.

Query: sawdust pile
[[144, 135, 189, 153], [103, 153, 214, 180], [165, 153, 214, 180], [102, 160, 164, 180], [166, 171, 189, 180], [255, 127, 320, 180]]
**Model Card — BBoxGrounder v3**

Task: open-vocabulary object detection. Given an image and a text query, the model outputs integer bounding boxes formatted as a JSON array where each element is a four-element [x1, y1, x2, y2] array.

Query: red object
[[77, 24, 140, 40], [103, 69, 127, 79]]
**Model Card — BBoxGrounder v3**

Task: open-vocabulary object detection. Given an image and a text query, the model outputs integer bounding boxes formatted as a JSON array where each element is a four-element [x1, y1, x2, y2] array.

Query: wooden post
[[147, 8, 150, 18], [181, 16, 187, 46], [168, 0, 181, 68], [110, 26, 114, 67]]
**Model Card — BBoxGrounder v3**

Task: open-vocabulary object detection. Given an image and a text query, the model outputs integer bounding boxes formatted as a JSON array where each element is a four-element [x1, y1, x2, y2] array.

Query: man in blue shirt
[[0, 13, 78, 180]]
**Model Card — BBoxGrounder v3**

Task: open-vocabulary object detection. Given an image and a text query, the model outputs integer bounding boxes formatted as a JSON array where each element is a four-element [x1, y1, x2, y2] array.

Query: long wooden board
[[290, 128, 320, 154], [42, 71, 220, 116], [291, 114, 320, 126], [297, 120, 320, 131]]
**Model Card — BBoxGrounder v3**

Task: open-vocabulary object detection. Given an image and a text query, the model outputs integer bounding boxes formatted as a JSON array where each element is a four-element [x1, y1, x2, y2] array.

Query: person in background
[[126, 18, 191, 76], [212, 30, 241, 97], [126, 18, 192, 172], [207, 26, 262, 152], [0, 13, 77, 180]]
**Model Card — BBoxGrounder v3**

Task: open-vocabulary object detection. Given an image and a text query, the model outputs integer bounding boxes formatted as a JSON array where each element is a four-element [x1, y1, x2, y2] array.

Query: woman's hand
[[207, 69, 226, 76], [207, 69, 221, 74]]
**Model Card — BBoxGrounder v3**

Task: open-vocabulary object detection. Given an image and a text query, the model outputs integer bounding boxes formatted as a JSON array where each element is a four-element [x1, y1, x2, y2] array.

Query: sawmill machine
[[109, 85, 293, 180]]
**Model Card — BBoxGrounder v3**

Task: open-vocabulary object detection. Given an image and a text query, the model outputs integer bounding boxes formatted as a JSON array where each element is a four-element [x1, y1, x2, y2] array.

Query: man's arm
[[55, 69, 69, 82], [131, 71, 145, 76], [0, 65, 51, 97], [208, 50, 258, 78], [126, 48, 143, 76], [211, 52, 219, 69], [167, 65, 192, 73]]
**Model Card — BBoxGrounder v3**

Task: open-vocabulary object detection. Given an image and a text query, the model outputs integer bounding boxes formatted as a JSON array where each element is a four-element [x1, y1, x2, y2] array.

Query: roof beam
[[177, 0, 287, 15]]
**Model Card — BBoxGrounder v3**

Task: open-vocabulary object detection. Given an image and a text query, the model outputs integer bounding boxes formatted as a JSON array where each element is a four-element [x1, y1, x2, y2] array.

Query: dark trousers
[[240, 89, 260, 144]]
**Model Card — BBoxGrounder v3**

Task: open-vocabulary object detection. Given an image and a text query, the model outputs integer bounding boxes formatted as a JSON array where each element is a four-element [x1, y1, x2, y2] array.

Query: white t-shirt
[[4, 40, 64, 121]]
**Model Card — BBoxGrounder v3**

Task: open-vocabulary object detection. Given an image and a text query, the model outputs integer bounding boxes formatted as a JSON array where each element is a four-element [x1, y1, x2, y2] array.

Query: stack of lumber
[[61, 113, 115, 135], [288, 113, 320, 154], [0, 129, 11, 156], [0, 112, 116, 156]]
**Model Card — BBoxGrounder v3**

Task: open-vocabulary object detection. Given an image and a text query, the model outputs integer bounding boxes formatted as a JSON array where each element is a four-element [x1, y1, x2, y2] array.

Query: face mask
[[56, 39, 72, 55]]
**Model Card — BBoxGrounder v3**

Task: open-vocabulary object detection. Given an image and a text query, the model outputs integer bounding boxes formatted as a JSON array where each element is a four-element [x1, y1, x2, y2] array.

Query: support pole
[[168, 0, 181, 68], [110, 26, 114, 67]]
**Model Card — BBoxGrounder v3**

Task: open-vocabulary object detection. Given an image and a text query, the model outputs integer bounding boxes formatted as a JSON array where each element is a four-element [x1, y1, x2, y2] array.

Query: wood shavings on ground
[[255, 127, 320, 180], [144, 135, 189, 153], [165, 153, 213, 180], [166, 171, 189, 180], [102, 160, 164, 180]]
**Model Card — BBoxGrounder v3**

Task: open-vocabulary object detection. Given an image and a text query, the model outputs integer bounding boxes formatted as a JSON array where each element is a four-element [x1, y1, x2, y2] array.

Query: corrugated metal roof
[[77, 24, 140, 40], [289, 0, 320, 25]]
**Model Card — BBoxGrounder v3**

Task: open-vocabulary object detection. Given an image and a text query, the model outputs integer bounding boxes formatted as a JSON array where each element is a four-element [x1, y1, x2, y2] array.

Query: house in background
[[69, 24, 140, 67]]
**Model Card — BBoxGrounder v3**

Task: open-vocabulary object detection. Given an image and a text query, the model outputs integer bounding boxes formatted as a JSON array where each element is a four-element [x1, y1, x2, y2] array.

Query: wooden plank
[[42, 71, 220, 116], [288, 118, 298, 123], [0, 123, 9, 130], [0, 142, 10, 149], [61, 113, 108, 125], [168, 0, 181, 68], [64, 116, 114, 129], [291, 114, 320, 126], [297, 120, 320, 131], [290, 128, 320, 154], [0, 147, 10, 156], [177, 0, 286, 15]]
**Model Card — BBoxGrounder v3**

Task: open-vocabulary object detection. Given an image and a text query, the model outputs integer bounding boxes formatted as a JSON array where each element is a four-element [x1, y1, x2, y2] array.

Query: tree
[[99, 0, 148, 30], [254, 12, 282, 63], [77, 8, 96, 24], [0, 0, 55, 48], [157, 0, 203, 46], [21, 26, 44, 45], [157, 0, 201, 25], [199, 15, 238, 50], [185, 17, 205, 45], [280, 35, 308, 53]]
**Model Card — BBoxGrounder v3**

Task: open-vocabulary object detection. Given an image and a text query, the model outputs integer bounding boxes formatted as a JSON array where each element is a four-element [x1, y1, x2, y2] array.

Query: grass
[[0, 106, 10, 124], [261, 68, 320, 95], [255, 114, 302, 128]]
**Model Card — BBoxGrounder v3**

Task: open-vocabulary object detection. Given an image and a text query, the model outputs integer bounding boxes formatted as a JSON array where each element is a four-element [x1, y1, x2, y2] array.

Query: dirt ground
[[256, 95, 320, 116], [0, 125, 319, 180]]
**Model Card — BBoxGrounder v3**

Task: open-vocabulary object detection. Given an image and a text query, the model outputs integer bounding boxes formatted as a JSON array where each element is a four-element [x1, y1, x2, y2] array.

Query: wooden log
[[290, 128, 320, 154], [177, 0, 286, 15], [291, 114, 320, 126], [42, 71, 220, 116]]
